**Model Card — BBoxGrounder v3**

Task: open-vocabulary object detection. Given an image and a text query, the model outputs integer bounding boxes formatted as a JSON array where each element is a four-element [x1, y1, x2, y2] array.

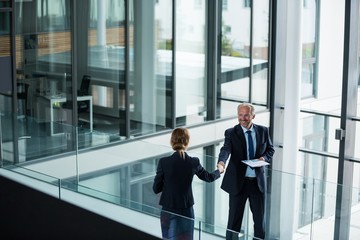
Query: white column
[[270, 0, 303, 239], [132, 0, 156, 128], [96, 0, 107, 106]]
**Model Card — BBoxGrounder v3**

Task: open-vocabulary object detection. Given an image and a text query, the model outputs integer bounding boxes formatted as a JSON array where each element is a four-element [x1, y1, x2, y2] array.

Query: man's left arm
[[259, 127, 275, 163]]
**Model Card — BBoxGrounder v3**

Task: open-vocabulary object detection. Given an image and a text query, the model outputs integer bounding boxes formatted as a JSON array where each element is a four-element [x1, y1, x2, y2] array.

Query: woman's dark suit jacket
[[153, 152, 221, 209], [218, 124, 275, 195]]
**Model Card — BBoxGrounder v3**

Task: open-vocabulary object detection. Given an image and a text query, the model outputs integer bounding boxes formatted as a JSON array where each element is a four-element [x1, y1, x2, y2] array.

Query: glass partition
[[0, 109, 125, 167], [174, 0, 206, 126], [128, 0, 173, 136], [0, 5, 13, 142], [3, 109, 360, 239], [301, 0, 319, 99], [252, 0, 270, 106], [14, 0, 75, 132], [0, 1, 10, 8], [0, 111, 74, 164], [6, 165, 60, 185], [1, 164, 61, 198], [218, 0, 270, 119], [0, 112, 15, 167], [0, 109, 124, 180], [350, 185, 360, 239], [354, 121, 360, 159], [300, 0, 345, 114], [299, 112, 341, 156], [2, 140, 360, 239], [86, 0, 126, 137], [54, 140, 360, 239], [269, 169, 326, 239], [220, 0, 251, 104]]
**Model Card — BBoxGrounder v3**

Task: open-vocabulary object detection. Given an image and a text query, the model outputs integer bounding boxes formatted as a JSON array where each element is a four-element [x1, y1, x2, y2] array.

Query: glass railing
[[5, 160, 360, 240], [1, 111, 360, 239], [0, 111, 122, 166]]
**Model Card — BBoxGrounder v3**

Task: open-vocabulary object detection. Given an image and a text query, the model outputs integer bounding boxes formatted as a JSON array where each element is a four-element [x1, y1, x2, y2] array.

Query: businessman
[[218, 103, 275, 240]]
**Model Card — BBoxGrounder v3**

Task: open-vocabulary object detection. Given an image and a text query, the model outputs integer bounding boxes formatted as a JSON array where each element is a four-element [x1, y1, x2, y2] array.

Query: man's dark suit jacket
[[218, 124, 275, 195], [153, 152, 221, 209]]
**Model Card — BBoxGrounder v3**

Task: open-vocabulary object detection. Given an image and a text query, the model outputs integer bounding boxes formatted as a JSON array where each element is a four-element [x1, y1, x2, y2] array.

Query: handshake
[[217, 161, 225, 174]]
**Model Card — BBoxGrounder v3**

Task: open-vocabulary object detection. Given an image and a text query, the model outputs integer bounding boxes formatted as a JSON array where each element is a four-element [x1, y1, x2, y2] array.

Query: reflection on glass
[[0, 113, 81, 163], [299, 112, 340, 155], [356, 9, 360, 160], [298, 153, 326, 227], [14, 0, 73, 133], [0, 11, 12, 96], [301, 0, 318, 99], [300, 0, 344, 114], [252, 0, 269, 105], [175, 0, 206, 126], [0, 12, 10, 57], [0, 1, 10, 8], [129, 0, 173, 136], [350, 175, 360, 238], [63, 148, 360, 239], [173, 0, 270, 120], [88, 0, 125, 136], [354, 122, 360, 159], [219, 0, 251, 118]]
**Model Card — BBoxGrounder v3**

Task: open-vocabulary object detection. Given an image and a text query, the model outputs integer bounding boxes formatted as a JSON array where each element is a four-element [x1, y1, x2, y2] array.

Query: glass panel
[[301, 0, 318, 99], [1, 112, 16, 166], [300, 0, 344, 114], [299, 112, 340, 155], [200, 221, 228, 240], [0, 11, 12, 96], [6, 136, 360, 239], [0, 11, 10, 57], [356, 11, 360, 159], [87, 0, 126, 136], [299, 178, 338, 239], [6, 165, 61, 186], [350, 182, 360, 239], [128, 0, 173, 136], [298, 153, 338, 227], [0, 0, 10, 8], [175, 0, 206, 126], [155, 0, 173, 130], [190, 149, 217, 222], [1, 111, 82, 164], [252, 0, 269, 105], [219, 0, 251, 118], [15, 0, 72, 134], [156, 210, 196, 239], [354, 122, 360, 159], [269, 168, 347, 239]]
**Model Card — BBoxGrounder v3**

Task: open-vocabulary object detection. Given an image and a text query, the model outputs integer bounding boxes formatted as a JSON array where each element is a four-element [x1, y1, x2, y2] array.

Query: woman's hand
[[217, 161, 225, 173]]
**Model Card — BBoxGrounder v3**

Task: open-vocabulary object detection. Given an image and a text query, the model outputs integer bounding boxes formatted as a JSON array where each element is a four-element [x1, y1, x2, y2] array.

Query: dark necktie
[[246, 130, 254, 159]]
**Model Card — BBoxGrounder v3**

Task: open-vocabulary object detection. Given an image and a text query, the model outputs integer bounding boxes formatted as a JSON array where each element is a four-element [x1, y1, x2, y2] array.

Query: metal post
[[0, 113, 3, 167], [75, 126, 79, 185]]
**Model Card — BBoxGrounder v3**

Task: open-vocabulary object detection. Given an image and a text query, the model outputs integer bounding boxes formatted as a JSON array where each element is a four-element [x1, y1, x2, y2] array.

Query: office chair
[[62, 75, 91, 129], [77, 75, 91, 112], [17, 82, 31, 117], [63, 75, 91, 111]]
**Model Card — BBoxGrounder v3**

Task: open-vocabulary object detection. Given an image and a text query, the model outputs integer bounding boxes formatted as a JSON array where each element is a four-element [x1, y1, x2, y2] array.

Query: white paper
[[242, 159, 270, 168]]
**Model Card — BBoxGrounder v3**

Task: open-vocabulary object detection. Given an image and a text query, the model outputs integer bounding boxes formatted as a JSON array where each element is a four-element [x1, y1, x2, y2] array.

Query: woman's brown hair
[[170, 128, 190, 159]]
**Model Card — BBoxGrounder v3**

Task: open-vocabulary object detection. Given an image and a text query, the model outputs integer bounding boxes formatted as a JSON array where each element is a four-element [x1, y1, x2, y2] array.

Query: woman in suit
[[153, 127, 224, 240], [218, 103, 275, 240]]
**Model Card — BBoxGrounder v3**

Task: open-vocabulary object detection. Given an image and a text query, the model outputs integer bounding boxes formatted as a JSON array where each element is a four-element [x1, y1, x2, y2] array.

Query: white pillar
[[96, 0, 107, 106], [270, 0, 303, 239], [132, 0, 156, 129]]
